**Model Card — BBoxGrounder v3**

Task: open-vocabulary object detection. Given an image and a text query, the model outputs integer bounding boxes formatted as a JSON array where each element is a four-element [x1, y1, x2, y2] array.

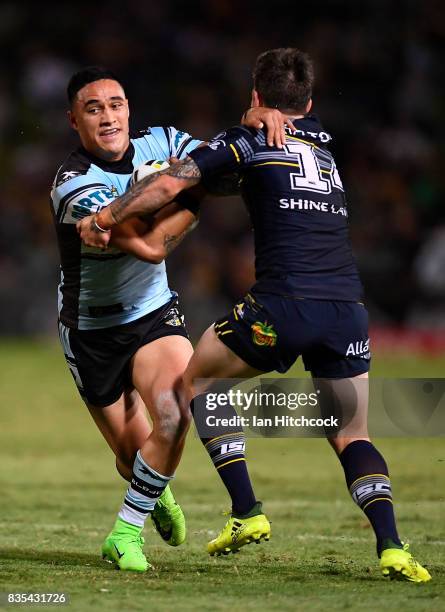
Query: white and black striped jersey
[[51, 126, 201, 330]]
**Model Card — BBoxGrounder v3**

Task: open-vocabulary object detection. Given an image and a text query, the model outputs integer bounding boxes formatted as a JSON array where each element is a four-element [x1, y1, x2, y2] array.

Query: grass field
[[0, 340, 444, 611]]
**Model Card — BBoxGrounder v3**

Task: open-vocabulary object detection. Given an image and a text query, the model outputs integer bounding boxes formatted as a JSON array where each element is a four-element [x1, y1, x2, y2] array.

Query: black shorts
[[58, 296, 189, 407], [214, 292, 370, 378]]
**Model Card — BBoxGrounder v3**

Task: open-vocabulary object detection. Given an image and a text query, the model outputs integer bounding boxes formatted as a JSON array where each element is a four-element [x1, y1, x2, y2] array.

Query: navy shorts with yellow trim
[[214, 292, 370, 378], [59, 296, 189, 407]]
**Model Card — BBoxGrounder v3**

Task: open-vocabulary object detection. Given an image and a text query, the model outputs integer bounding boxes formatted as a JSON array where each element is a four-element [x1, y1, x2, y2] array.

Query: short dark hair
[[67, 66, 124, 105], [253, 48, 314, 113]]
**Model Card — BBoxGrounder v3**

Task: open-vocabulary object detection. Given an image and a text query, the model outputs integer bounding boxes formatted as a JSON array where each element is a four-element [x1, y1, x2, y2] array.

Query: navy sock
[[339, 440, 402, 556], [191, 395, 257, 516]]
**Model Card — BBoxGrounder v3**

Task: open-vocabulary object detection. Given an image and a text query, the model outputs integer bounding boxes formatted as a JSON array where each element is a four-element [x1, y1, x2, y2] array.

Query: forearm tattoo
[[163, 231, 188, 255], [108, 157, 201, 224], [167, 157, 202, 179], [163, 210, 198, 255]]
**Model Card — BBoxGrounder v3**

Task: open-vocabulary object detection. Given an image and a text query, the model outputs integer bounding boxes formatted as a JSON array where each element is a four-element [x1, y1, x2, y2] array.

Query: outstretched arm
[[77, 157, 201, 248]]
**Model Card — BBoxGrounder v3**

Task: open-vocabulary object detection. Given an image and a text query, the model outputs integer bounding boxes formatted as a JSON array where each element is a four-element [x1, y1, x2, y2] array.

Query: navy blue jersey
[[189, 116, 363, 302]]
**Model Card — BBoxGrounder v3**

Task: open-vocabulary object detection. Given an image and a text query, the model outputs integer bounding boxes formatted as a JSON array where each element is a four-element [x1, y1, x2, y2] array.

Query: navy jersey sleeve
[[188, 126, 262, 179]]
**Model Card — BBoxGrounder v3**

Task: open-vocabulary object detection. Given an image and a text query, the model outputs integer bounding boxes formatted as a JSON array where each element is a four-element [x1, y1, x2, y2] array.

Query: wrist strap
[[94, 217, 110, 233]]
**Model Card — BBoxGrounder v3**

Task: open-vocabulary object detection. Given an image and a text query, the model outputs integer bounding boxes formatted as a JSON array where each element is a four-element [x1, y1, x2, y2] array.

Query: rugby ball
[[131, 159, 170, 185]]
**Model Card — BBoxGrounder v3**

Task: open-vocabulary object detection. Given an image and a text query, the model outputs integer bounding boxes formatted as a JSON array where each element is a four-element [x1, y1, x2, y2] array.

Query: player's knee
[[154, 390, 191, 443], [156, 413, 189, 445]]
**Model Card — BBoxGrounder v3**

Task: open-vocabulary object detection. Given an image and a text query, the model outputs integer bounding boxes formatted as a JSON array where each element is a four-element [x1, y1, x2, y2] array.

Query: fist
[[76, 215, 111, 248]]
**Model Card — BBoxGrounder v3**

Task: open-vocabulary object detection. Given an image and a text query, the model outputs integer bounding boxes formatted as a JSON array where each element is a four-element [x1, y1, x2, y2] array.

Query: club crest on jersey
[[251, 321, 277, 347], [110, 185, 118, 197]]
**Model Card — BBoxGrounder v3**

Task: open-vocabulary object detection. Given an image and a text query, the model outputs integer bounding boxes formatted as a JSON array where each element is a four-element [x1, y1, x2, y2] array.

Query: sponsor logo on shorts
[[251, 321, 277, 347], [346, 339, 370, 359]]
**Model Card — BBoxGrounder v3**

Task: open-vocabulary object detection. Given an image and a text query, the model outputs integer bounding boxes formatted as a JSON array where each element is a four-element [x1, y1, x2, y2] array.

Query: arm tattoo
[[162, 202, 199, 256], [163, 230, 188, 255], [107, 157, 201, 224], [167, 157, 202, 179]]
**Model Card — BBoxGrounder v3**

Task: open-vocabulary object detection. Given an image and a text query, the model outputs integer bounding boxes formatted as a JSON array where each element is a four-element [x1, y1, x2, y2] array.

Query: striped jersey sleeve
[[51, 173, 116, 225], [149, 126, 202, 160], [188, 126, 263, 178]]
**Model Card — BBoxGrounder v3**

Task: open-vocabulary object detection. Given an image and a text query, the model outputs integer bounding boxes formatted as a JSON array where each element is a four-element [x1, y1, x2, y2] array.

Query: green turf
[[0, 341, 444, 611]]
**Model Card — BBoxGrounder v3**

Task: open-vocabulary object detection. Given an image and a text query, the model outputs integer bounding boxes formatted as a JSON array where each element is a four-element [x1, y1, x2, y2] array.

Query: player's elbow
[[148, 250, 166, 265], [136, 248, 166, 264]]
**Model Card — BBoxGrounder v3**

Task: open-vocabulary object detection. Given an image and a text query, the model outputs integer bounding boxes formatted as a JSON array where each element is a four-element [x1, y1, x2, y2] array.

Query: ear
[[305, 98, 312, 114], [250, 89, 261, 108], [67, 110, 78, 132]]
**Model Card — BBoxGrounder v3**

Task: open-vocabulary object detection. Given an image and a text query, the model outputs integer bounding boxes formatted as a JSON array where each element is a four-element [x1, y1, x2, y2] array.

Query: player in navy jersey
[[78, 51, 430, 582], [52, 65, 291, 572]]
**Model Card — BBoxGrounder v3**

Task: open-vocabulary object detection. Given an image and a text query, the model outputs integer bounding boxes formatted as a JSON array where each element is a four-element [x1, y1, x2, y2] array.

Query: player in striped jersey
[[78, 51, 431, 583], [52, 66, 290, 571]]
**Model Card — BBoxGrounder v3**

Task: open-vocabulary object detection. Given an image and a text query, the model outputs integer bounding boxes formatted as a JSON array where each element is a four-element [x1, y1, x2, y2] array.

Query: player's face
[[68, 79, 130, 161]]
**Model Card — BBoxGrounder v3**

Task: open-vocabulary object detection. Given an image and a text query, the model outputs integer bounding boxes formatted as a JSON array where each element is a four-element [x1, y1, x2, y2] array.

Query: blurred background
[[1, 0, 444, 350]]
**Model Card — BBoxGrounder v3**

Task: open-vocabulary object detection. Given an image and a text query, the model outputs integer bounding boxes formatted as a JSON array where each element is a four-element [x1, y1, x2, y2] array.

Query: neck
[[84, 144, 129, 163], [279, 109, 306, 119], [101, 150, 125, 162]]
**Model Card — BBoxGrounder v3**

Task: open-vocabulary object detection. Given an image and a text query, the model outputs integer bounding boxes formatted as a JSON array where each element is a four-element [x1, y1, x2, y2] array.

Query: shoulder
[[52, 148, 108, 198], [133, 125, 201, 159], [187, 125, 263, 177], [129, 126, 171, 159], [202, 125, 264, 162], [133, 125, 170, 148], [208, 125, 266, 148], [52, 149, 108, 201], [53, 148, 93, 188], [51, 150, 115, 222]]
